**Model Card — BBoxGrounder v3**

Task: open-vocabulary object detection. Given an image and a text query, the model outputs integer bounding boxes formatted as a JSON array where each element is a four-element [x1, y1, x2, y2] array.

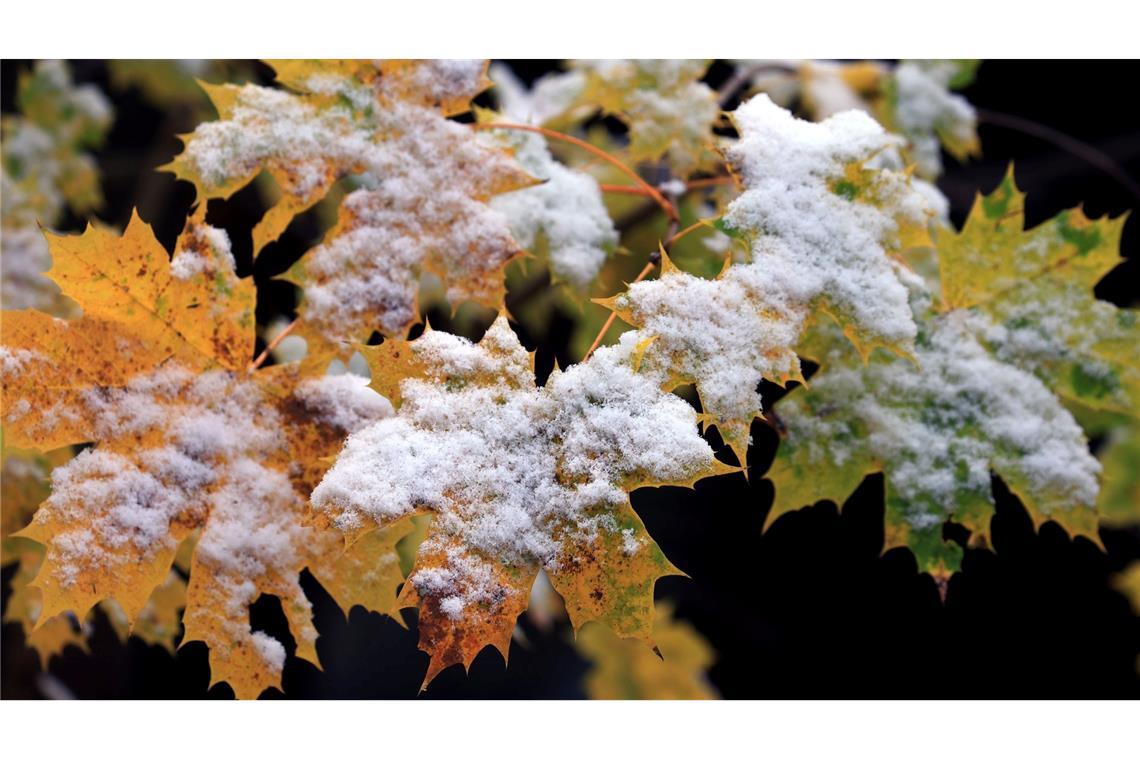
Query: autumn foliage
[[1, 59, 1137, 699]]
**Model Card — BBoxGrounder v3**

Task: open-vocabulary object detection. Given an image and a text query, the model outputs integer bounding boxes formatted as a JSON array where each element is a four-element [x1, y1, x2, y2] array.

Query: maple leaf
[[1114, 563, 1140, 617], [102, 570, 188, 654], [306, 517, 418, 622], [312, 317, 730, 686], [938, 169, 1138, 417], [577, 602, 717, 700], [767, 300, 1102, 584], [879, 60, 980, 179], [1097, 423, 1140, 526], [1, 213, 394, 698], [597, 94, 936, 465], [774, 59, 978, 181], [601, 253, 801, 466], [477, 109, 619, 291], [799, 60, 885, 121], [2, 542, 89, 670], [1, 444, 90, 670], [166, 59, 536, 353], [1, 444, 72, 551], [1, 60, 112, 314], [573, 60, 722, 177], [720, 94, 935, 361]]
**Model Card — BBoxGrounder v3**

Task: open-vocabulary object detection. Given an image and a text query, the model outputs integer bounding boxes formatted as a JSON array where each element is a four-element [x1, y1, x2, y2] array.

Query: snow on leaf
[[723, 94, 934, 363], [768, 311, 1102, 582], [1, 215, 394, 698], [594, 95, 937, 466], [573, 60, 721, 177], [479, 110, 618, 290], [604, 253, 802, 466], [167, 59, 536, 352], [578, 602, 717, 700], [880, 60, 980, 180], [311, 316, 727, 686], [938, 169, 1138, 416]]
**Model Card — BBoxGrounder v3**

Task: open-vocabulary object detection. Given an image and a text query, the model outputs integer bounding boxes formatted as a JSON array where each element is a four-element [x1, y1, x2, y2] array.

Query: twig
[[666, 220, 706, 247], [599, 183, 654, 197], [249, 318, 298, 372], [583, 200, 682, 361], [474, 122, 679, 221], [976, 108, 1140, 205], [582, 259, 657, 361]]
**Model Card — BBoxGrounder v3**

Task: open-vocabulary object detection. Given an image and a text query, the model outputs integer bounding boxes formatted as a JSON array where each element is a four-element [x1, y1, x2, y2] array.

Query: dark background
[[2, 60, 1138, 699]]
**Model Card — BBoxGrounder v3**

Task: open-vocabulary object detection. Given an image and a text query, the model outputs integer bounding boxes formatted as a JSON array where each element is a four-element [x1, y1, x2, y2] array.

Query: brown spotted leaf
[[312, 317, 725, 686], [2, 213, 392, 697]]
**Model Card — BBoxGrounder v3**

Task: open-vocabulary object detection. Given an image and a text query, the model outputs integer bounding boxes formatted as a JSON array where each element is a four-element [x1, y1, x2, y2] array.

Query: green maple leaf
[[938, 168, 1138, 418]]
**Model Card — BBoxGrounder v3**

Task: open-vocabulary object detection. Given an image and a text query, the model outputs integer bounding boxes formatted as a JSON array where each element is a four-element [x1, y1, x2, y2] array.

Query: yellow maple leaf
[[573, 60, 722, 178], [1, 214, 398, 698], [312, 317, 730, 687], [166, 59, 537, 356], [577, 602, 717, 700], [2, 539, 89, 670]]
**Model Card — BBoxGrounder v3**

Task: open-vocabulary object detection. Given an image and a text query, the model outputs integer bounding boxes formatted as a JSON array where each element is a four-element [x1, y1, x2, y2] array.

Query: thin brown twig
[[582, 260, 657, 361], [598, 183, 654, 197], [249, 318, 299, 372], [583, 203, 682, 361], [976, 108, 1140, 204], [474, 122, 679, 221], [666, 220, 706, 248]]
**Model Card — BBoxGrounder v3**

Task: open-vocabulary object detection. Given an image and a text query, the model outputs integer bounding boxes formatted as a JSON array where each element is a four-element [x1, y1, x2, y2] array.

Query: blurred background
[[2, 59, 1138, 698]]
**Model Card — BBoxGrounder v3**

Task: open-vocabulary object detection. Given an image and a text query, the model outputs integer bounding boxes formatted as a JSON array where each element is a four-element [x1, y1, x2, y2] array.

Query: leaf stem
[[249, 318, 299, 372], [598, 183, 655, 196], [666, 220, 706, 247], [582, 259, 657, 361], [474, 122, 679, 221], [583, 205, 682, 361]]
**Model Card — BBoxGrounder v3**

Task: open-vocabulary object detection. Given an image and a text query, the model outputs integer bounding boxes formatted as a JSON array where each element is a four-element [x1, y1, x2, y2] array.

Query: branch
[[249, 318, 299, 372], [598, 183, 654, 197], [976, 108, 1140, 205], [474, 122, 679, 221], [583, 196, 683, 361], [582, 258, 658, 361]]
